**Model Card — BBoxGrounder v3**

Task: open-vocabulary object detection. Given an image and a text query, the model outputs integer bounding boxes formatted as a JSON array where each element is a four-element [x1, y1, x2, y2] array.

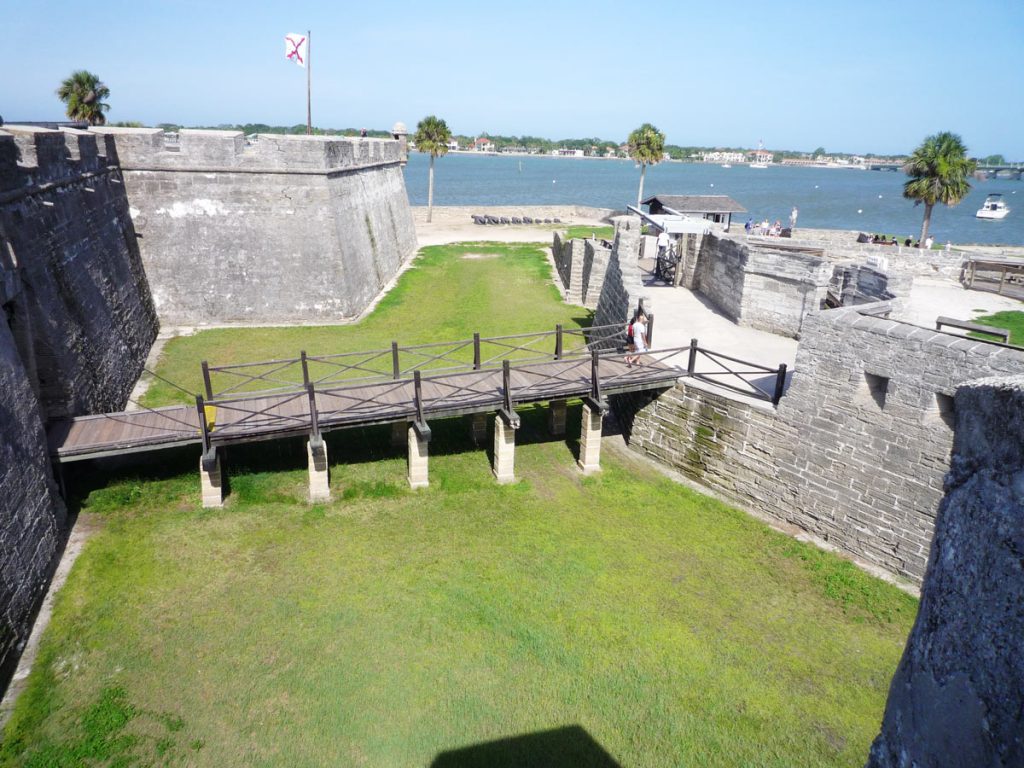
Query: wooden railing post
[[498, 359, 520, 429], [300, 350, 310, 387], [687, 338, 698, 375], [195, 394, 210, 455], [392, 341, 400, 379], [412, 370, 431, 439], [772, 363, 788, 405], [473, 333, 481, 370], [555, 324, 563, 360], [590, 348, 601, 402], [306, 383, 322, 446], [646, 313, 654, 347], [201, 361, 213, 400]]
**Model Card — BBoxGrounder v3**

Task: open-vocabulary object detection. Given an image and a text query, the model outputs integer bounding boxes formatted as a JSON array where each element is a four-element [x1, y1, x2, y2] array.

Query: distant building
[[700, 150, 746, 164], [748, 148, 773, 164], [473, 137, 495, 152], [642, 194, 747, 231], [446, 139, 460, 151], [552, 148, 585, 157]]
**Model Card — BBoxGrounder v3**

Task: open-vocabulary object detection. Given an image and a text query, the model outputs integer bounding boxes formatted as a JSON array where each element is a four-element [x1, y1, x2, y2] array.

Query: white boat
[[977, 194, 1010, 219], [750, 162, 768, 169], [721, 163, 732, 168]]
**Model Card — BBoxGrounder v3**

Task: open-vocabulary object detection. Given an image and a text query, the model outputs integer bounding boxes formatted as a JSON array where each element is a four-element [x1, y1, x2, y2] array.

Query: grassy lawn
[[1, 241, 917, 766], [562, 225, 615, 241], [1, 410, 915, 767], [143, 242, 589, 407], [970, 310, 1024, 345]]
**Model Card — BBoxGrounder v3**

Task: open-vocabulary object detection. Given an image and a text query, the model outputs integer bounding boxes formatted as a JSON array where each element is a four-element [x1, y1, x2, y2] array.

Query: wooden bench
[[935, 316, 1011, 343]]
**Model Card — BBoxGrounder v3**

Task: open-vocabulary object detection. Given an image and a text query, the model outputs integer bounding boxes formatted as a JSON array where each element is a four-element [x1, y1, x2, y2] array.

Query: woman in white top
[[627, 313, 648, 366]]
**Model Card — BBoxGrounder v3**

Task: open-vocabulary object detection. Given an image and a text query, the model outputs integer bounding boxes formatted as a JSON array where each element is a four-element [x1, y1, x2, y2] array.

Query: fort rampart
[[614, 305, 1024, 582], [92, 127, 418, 325], [0, 125, 159, 682]]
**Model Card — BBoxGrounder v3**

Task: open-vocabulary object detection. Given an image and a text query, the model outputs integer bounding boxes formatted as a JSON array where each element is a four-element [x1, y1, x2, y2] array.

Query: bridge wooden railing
[[191, 335, 788, 468], [201, 322, 631, 400]]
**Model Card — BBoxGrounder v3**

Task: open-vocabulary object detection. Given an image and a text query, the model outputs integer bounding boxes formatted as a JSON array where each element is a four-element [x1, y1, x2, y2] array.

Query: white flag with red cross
[[285, 33, 308, 67]]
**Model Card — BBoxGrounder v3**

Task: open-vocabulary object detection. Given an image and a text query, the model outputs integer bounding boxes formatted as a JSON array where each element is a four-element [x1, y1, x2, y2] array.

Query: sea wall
[[0, 125, 156, 686], [868, 376, 1024, 767], [615, 303, 1024, 582], [94, 127, 418, 325]]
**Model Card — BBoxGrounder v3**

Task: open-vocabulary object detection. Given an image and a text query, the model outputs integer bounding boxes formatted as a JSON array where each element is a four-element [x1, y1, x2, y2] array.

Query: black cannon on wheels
[[654, 245, 681, 284]]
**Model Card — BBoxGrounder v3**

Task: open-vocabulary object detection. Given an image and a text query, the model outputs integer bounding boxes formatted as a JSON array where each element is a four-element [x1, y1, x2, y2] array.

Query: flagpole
[[306, 29, 312, 135]]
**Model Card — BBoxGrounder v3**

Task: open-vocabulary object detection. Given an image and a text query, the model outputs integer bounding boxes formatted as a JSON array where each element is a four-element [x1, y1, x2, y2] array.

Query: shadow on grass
[[431, 725, 620, 768], [60, 399, 595, 511]]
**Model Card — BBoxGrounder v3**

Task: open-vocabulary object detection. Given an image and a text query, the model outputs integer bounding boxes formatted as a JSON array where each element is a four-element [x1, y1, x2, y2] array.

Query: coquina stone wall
[[692, 235, 833, 337], [592, 215, 650, 337], [868, 376, 1024, 767], [1, 127, 158, 418], [615, 303, 1024, 582], [94, 127, 418, 325], [0, 125, 157, 686], [551, 233, 612, 309]]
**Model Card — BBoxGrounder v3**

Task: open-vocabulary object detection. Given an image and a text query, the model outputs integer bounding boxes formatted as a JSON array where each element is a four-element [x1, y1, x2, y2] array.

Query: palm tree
[[56, 70, 110, 125], [903, 131, 977, 245], [413, 115, 452, 223], [627, 123, 666, 207]]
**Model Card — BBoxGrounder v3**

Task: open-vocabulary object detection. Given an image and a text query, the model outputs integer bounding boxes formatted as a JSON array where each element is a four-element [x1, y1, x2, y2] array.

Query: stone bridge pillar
[[548, 400, 567, 436], [578, 402, 604, 474], [200, 450, 225, 508], [407, 423, 429, 489], [307, 440, 330, 501], [493, 414, 517, 483]]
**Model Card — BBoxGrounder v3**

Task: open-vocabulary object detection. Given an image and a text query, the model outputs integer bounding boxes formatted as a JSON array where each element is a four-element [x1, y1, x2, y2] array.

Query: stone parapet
[[91, 127, 403, 173], [616, 303, 1024, 583], [868, 375, 1024, 767]]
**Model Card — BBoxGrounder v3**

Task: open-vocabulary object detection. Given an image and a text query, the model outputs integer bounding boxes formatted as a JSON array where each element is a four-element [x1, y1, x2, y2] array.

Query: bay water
[[403, 152, 1024, 247]]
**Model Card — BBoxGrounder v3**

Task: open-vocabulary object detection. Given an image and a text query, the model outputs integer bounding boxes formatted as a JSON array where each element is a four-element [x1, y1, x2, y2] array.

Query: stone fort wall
[[93, 127, 418, 325], [614, 304, 1024, 583], [0, 125, 159, 683], [868, 376, 1024, 767]]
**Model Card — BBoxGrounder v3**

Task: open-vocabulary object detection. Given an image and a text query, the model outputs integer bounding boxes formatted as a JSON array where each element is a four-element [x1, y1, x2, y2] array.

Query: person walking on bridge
[[626, 313, 648, 366]]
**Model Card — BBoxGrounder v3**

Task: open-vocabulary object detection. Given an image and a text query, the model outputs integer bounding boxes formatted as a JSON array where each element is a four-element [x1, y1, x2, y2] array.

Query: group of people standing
[[744, 206, 799, 238]]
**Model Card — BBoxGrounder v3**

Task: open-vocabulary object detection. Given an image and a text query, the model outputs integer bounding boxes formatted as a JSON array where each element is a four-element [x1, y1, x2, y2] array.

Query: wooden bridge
[[48, 323, 789, 506]]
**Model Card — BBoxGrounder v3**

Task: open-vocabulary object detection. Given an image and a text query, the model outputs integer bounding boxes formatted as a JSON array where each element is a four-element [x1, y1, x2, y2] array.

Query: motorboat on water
[[721, 163, 732, 168], [749, 162, 769, 169], [977, 193, 1010, 219]]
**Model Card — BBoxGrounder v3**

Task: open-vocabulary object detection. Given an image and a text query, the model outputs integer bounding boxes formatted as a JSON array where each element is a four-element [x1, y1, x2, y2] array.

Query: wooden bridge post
[[772, 363, 788, 406], [408, 371, 432, 489], [201, 361, 214, 400], [554, 324, 563, 360], [306, 384, 330, 501], [687, 338, 698, 375], [494, 360, 521, 484], [548, 400, 567, 436], [196, 395, 224, 508], [470, 412, 488, 445], [579, 351, 608, 475]]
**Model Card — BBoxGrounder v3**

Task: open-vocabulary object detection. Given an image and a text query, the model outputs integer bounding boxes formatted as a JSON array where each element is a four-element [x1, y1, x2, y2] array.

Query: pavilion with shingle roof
[[642, 194, 747, 231]]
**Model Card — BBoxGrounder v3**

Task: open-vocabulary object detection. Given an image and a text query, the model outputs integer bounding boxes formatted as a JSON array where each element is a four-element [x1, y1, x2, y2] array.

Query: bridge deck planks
[[49, 355, 681, 462]]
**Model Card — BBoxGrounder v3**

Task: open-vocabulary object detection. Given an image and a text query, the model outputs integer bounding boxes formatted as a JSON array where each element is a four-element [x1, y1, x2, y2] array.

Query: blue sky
[[3, 0, 1023, 158]]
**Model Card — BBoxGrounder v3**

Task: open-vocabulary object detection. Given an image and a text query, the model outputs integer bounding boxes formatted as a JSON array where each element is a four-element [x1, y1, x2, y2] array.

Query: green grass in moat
[[1, 241, 917, 766], [561, 225, 615, 241], [142, 242, 589, 407], [970, 310, 1024, 345], [1, 406, 916, 767]]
